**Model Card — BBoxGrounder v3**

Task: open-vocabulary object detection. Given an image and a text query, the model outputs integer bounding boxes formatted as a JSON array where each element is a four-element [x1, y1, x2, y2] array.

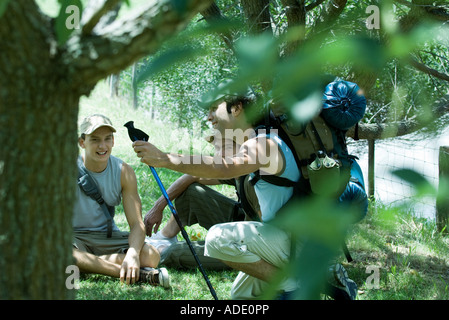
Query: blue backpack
[[257, 80, 367, 203]]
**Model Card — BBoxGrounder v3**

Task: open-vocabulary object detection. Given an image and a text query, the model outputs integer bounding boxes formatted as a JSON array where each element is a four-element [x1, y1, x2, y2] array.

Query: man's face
[[207, 101, 235, 134], [79, 126, 114, 164]]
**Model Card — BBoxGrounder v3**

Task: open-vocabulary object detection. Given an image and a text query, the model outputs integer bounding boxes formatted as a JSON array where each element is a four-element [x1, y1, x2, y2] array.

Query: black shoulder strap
[[236, 175, 261, 222], [251, 172, 296, 188], [251, 125, 300, 189], [77, 157, 114, 238]]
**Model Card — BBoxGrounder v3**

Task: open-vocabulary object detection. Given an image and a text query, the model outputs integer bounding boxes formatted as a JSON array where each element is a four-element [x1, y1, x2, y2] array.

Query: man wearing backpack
[[73, 114, 169, 287], [132, 83, 306, 298], [144, 127, 260, 271], [133, 80, 363, 299]]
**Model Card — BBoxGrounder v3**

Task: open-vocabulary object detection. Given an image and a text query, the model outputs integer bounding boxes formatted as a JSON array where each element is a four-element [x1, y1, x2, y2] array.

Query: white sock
[[159, 231, 177, 241]]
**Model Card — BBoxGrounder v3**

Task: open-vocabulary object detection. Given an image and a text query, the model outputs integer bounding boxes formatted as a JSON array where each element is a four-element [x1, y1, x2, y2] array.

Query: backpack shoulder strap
[[77, 156, 114, 238], [250, 171, 296, 188], [252, 125, 302, 188], [236, 175, 261, 222]]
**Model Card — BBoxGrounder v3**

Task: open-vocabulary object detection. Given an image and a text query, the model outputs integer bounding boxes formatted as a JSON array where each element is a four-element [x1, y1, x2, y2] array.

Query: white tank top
[[250, 132, 300, 222], [73, 155, 123, 232]]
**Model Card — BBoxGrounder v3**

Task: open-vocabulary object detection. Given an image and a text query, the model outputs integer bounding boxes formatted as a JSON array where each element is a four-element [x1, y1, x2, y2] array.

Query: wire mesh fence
[[348, 125, 449, 221]]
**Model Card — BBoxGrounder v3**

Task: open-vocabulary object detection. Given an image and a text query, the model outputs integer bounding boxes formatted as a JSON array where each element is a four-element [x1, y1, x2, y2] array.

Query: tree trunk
[[280, 0, 306, 56], [132, 63, 138, 109], [240, 0, 272, 34], [0, 86, 80, 300], [0, 0, 80, 300], [437, 146, 449, 233], [110, 73, 120, 97], [0, 0, 213, 299]]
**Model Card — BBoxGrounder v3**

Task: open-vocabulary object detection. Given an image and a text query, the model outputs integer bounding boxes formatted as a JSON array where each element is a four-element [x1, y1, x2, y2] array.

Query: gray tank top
[[73, 155, 123, 232]]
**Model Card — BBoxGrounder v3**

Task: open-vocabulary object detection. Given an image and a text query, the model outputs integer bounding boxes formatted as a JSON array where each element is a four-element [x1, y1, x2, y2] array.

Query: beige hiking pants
[[205, 221, 293, 299]]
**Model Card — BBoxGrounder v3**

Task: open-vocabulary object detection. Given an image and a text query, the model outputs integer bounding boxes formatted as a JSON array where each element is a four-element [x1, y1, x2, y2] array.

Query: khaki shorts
[[73, 230, 130, 256], [174, 182, 244, 229]]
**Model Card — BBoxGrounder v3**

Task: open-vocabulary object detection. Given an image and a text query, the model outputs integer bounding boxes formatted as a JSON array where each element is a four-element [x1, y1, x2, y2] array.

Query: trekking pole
[[124, 121, 219, 300]]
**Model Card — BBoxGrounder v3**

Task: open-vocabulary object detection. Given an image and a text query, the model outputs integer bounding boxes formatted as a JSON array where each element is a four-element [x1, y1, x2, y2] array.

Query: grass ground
[[346, 202, 449, 300], [75, 81, 449, 300]]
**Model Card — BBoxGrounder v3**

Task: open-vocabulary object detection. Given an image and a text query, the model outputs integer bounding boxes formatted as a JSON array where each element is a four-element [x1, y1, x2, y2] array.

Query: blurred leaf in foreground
[[260, 196, 356, 299]]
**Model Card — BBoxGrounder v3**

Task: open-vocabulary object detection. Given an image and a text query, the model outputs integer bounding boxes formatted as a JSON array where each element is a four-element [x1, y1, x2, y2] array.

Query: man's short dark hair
[[223, 91, 257, 113], [198, 79, 257, 112]]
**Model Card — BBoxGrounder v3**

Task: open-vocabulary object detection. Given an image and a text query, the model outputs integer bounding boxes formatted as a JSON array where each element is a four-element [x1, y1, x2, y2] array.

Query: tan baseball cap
[[80, 114, 116, 135]]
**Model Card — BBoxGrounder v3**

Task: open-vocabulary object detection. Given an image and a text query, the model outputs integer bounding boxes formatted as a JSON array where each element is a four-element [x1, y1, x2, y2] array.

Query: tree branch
[[347, 95, 449, 140], [308, 0, 348, 38], [394, 0, 449, 22], [0, 0, 53, 77], [199, 2, 235, 50], [65, 0, 214, 93], [305, 0, 327, 11], [240, 0, 272, 35], [81, 0, 122, 35], [409, 56, 449, 82], [280, 0, 306, 56], [281, 0, 306, 26]]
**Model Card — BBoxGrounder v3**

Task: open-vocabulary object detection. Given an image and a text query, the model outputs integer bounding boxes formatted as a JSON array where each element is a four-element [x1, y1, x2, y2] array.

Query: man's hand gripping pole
[[124, 121, 218, 300]]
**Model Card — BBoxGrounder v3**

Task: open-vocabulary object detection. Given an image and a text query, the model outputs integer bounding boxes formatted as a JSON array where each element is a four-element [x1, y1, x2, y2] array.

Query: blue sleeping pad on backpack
[[321, 81, 366, 131], [339, 159, 368, 222]]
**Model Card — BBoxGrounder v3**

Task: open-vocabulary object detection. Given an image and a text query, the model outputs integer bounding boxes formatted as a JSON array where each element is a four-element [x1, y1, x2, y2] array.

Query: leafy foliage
[[112, 2, 449, 298], [116, 0, 448, 133], [41, 0, 449, 300], [120, 18, 237, 130]]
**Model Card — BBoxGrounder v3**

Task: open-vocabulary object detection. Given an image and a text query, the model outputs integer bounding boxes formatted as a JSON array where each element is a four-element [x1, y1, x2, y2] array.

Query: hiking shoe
[[139, 267, 170, 288], [276, 290, 295, 300], [325, 263, 357, 300]]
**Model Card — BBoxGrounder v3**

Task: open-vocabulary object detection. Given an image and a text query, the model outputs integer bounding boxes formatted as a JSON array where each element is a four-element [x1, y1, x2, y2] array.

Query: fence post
[[368, 139, 375, 199], [437, 146, 449, 233]]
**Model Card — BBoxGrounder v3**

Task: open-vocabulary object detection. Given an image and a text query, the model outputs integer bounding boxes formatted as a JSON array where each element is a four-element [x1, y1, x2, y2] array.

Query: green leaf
[[136, 46, 205, 84], [170, 0, 187, 14], [235, 33, 279, 80], [272, 197, 353, 246], [262, 196, 354, 300], [392, 168, 436, 196], [0, 0, 10, 19]]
